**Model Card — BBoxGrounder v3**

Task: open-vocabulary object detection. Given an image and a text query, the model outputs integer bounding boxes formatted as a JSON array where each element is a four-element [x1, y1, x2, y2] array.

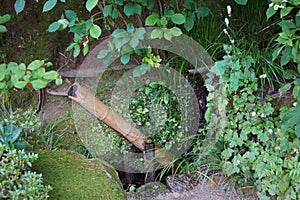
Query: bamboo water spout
[[66, 83, 174, 166]]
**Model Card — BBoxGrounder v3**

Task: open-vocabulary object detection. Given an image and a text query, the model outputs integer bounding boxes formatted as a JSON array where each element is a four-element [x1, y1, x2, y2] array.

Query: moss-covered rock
[[32, 149, 126, 200]]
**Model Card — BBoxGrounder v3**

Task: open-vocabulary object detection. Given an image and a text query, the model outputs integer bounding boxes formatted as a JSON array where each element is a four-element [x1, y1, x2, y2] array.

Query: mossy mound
[[32, 149, 126, 200]]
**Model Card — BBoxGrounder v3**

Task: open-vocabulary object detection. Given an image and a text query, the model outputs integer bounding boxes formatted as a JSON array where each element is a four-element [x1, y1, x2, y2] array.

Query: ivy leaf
[[210, 61, 225, 75], [170, 13, 186, 25], [90, 24, 102, 39], [14, 0, 25, 15], [145, 13, 159, 26], [43, 0, 57, 12], [86, 0, 98, 12], [234, 0, 248, 5]]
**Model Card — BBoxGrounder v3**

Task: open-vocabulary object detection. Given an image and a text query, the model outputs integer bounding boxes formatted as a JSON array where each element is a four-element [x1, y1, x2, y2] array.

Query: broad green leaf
[[47, 22, 61, 32], [124, 3, 134, 16], [103, 5, 112, 17], [130, 37, 139, 48], [90, 24, 102, 39], [150, 28, 163, 39], [42, 71, 58, 80], [133, 64, 150, 77], [295, 123, 300, 138], [0, 14, 11, 24], [266, 7, 277, 20], [0, 73, 4, 81], [31, 79, 48, 90], [98, 49, 109, 59], [164, 8, 175, 17], [169, 27, 182, 36], [164, 32, 172, 41], [73, 44, 80, 57], [111, 7, 119, 19], [133, 4, 142, 15], [28, 60, 44, 70], [86, 0, 98, 12], [210, 61, 225, 75], [145, 13, 159, 26], [160, 16, 168, 27], [196, 7, 210, 18], [65, 10, 77, 21], [279, 83, 291, 92], [235, 0, 248, 5], [14, 0, 25, 14], [134, 28, 146, 40], [280, 7, 293, 18], [43, 0, 58, 12], [282, 107, 300, 126], [14, 81, 27, 89], [184, 16, 194, 31], [120, 53, 130, 65], [170, 13, 186, 25], [0, 25, 7, 33]]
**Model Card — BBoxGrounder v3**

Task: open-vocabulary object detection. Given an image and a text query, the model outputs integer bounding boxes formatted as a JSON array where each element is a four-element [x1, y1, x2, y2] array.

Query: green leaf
[[83, 44, 89, 56], [42, 71, 58, 80], [150, 28, 163, 39], [234, 0, 248, 5], [280, 7, 293, 18], [98, 49, 109, 59], [43, 0, 57, 12], [130, 38, 139, 48], [279, 83, 291, 92], [103, 5, 112, 17], [90, 24, 102, 39], [184, 16, 194, 31], [133, 64, 150, 77], [31, 80, 48, 90], [210, 61, 226, 75], [14, 0, 25, 14], [55, 77, 63, 85], [14, 81, 27, 89], [0, 73, 4, 81], [47, 22, 61, 32], [145, 13, 159, 26], [196, 7, 210, 18], [73, 44, 80, 57], [160, 16, 168, 27], [0, 14, 11, 24], [282, 107, 300, 126], [65, 10, 77, 21], [169, 27, 182, 37], [0, 25, 7, 33], [133, 4, 142, 15], [111, 7, 119, 19], [266, 7, 276, 20], [86, 0, 98, 12], [28, 60, 44, 70], [124, 3, 134, 16], [170, 13, 186, 25], [295, 123, 300, 138], [120, 53, 130, 65]]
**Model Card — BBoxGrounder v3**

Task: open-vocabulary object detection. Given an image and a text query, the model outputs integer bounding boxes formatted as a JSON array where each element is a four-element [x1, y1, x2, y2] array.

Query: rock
[[166, 173, 195, 192], [127, 182, 170, 200]]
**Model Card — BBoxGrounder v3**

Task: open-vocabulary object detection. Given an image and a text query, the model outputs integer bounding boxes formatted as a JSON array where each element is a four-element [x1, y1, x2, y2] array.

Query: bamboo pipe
[[67, 83, 174, 166]]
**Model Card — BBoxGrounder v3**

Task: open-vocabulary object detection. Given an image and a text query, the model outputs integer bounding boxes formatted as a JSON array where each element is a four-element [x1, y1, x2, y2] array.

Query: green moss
[[32, 149, 126, 200]]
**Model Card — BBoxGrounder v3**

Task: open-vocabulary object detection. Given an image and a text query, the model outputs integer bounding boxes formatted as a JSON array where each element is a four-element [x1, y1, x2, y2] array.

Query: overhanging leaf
[[86, 0, 98, 12], [282, 107, 300, 126], [170, 13, 186, 25], [43, 0, 58, 12], [14, 0, 25, 15]]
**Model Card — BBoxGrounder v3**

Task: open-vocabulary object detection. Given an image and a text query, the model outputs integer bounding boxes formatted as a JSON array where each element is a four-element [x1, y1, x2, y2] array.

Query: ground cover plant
[[0, 0, 300, 199]]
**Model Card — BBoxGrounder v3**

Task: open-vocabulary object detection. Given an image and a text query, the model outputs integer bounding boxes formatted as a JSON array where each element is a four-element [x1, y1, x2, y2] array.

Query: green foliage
[[129, 80, 182, 150], [0, 123, 25, 150], [205, 46, 300, 199], [0, 60, 62, 94], [0, 144, 52, 199], [0, 14, 11, 33]]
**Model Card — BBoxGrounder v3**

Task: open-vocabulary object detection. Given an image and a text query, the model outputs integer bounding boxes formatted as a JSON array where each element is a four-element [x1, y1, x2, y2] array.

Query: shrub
[[0, 143, 52, 199], [204, 45, 300, 199]]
